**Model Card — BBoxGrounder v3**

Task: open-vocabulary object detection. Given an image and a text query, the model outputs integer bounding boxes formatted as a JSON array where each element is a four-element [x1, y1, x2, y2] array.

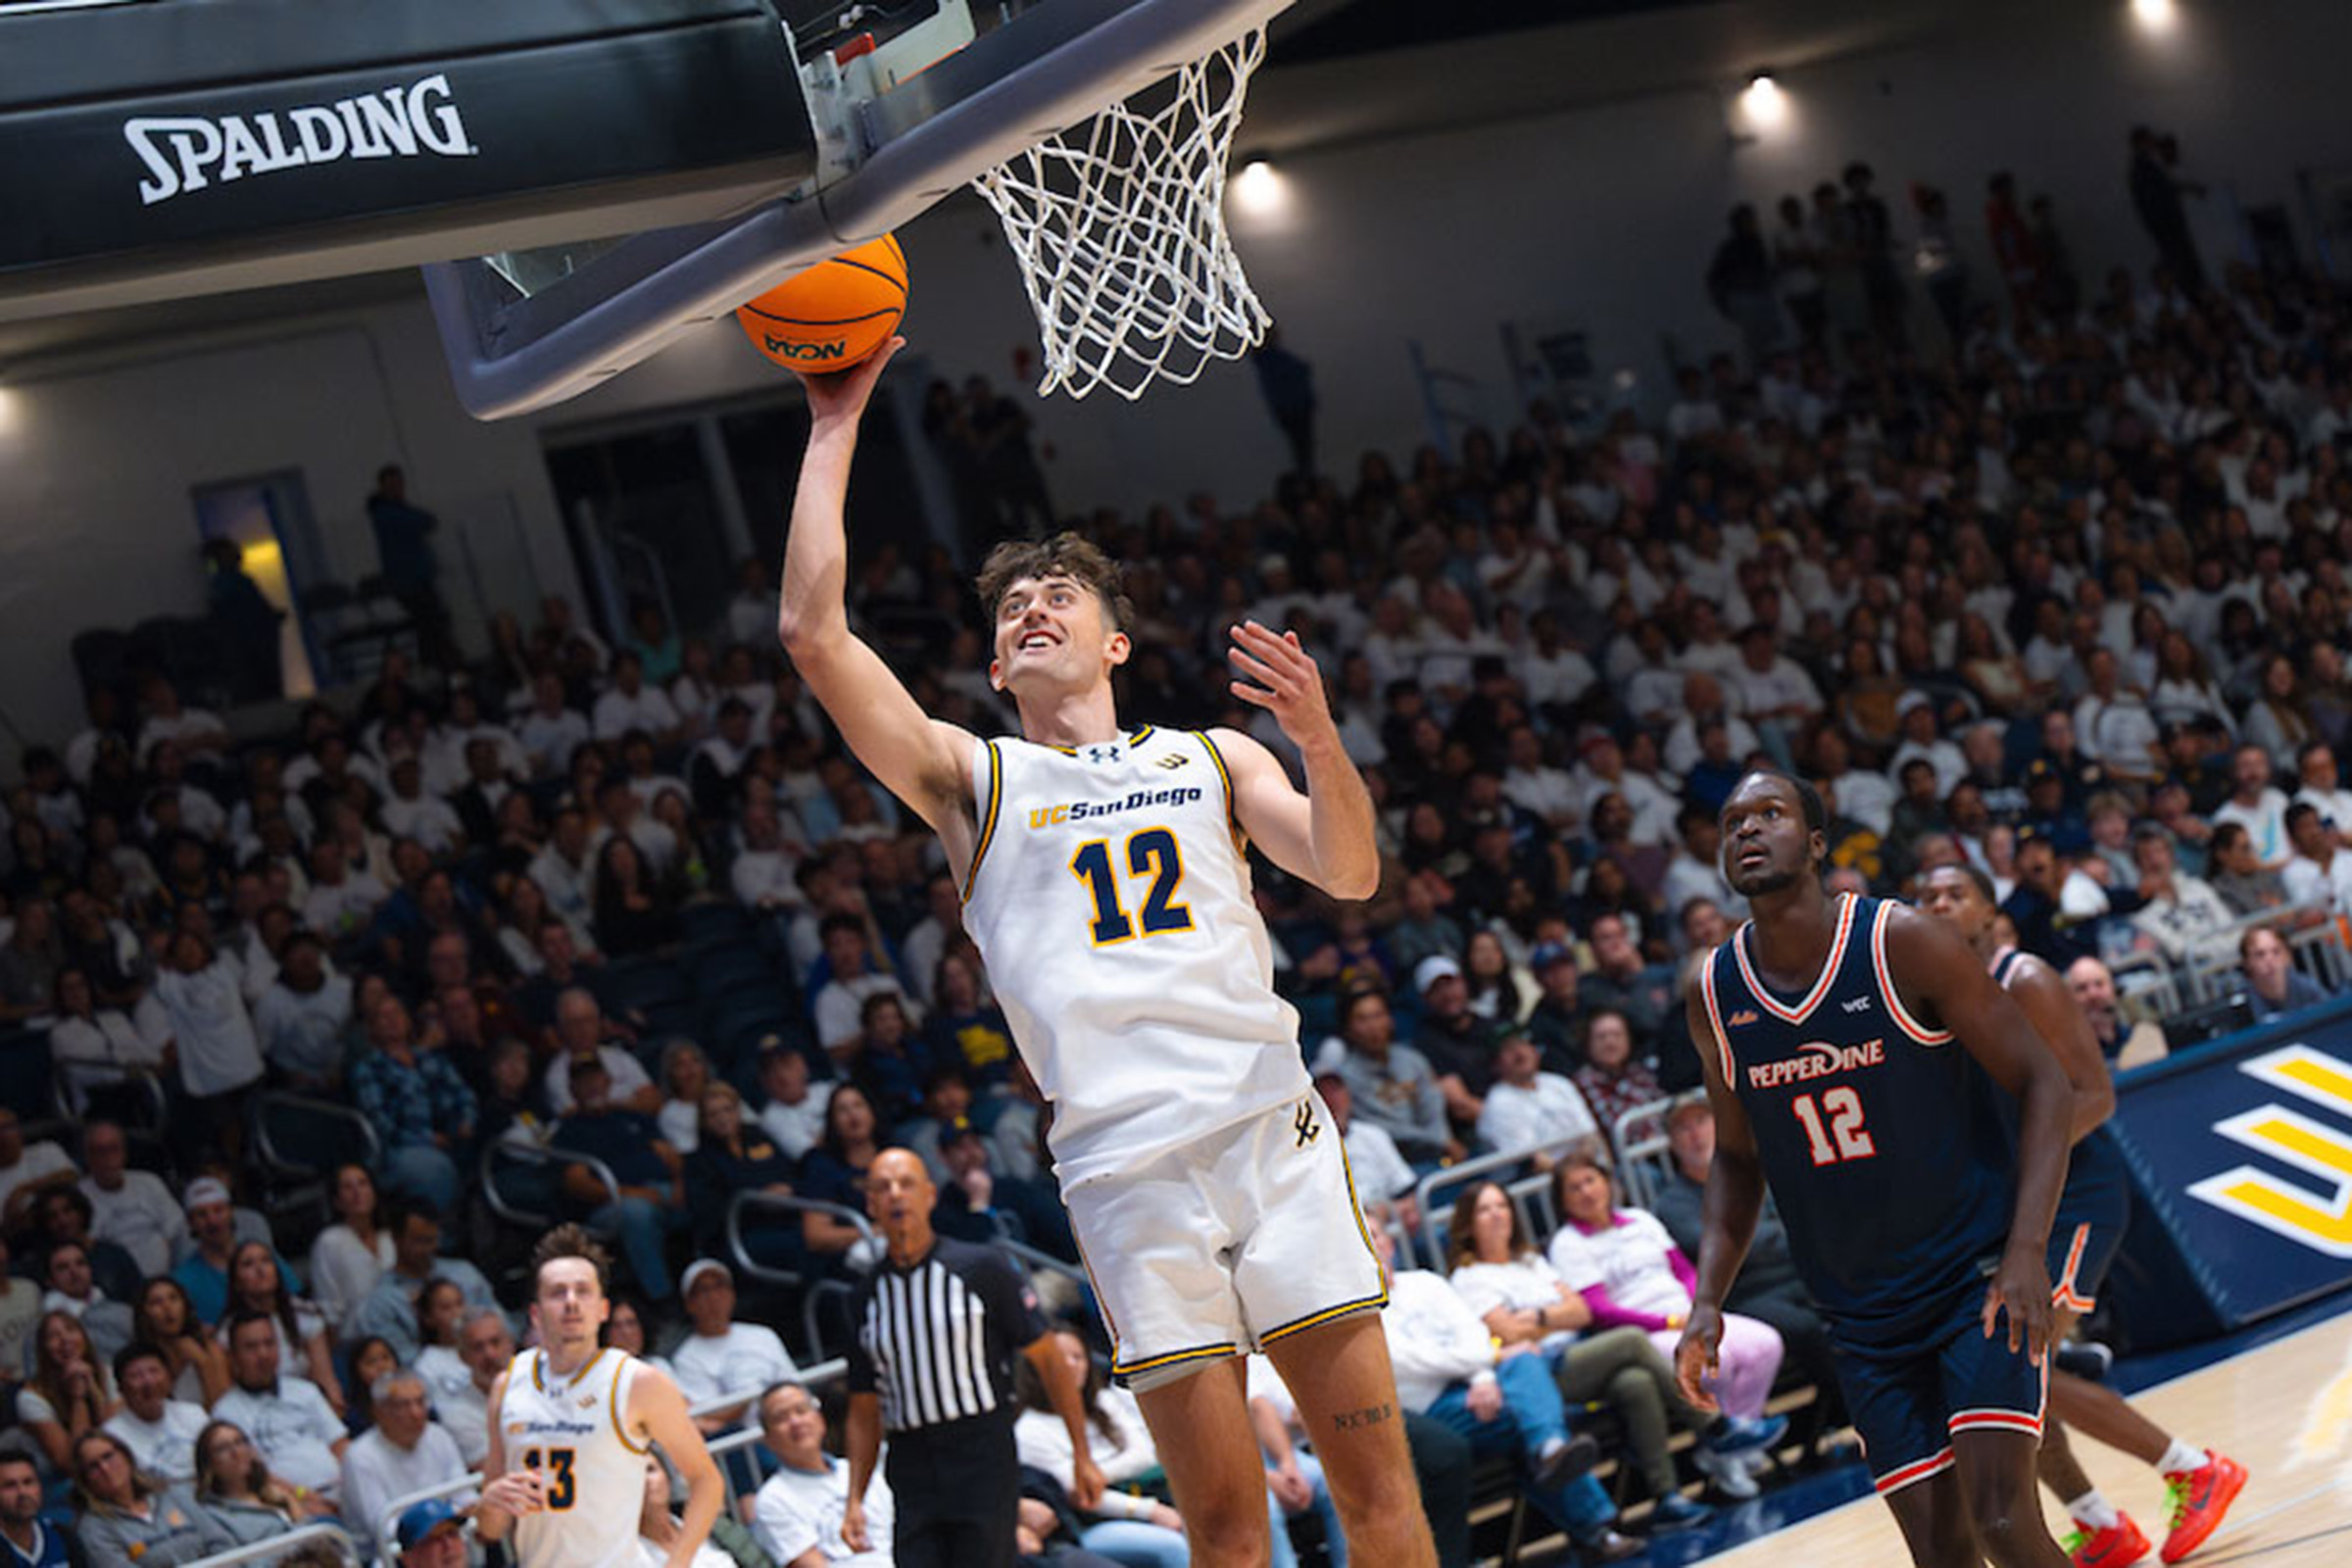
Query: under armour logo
[[1156, 753, 1190, 770], [1083, 744, 1122, 765], [1840, 996, 1873, 1014], [1294, 1100, 1321, 1147]]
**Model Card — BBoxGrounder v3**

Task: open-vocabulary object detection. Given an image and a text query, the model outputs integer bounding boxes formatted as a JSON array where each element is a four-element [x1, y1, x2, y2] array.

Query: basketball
[[734, 234, 907, 372]]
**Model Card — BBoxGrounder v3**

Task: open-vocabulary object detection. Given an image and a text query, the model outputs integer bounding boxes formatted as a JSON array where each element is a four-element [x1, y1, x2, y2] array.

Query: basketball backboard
[[0, 0, 1291, 418]]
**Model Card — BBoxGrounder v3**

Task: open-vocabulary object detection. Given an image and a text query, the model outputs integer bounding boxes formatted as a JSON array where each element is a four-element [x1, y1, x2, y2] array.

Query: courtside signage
[[2104, 1003, 2352, 1331], [2186, 1045, 2352, 1258]]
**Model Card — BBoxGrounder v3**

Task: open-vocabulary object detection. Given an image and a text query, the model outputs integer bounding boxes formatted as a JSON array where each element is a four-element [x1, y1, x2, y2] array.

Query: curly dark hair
[[974, 533, 1134, 634]]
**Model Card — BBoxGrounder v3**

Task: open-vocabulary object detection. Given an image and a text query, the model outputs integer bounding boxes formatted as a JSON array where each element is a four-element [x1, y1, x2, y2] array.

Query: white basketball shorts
[[1061, 1087, 1388, 1392]]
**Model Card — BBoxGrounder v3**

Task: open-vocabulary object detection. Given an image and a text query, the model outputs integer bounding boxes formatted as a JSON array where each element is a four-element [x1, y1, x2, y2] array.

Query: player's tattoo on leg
[[1331, 1402, 1394, 1432]]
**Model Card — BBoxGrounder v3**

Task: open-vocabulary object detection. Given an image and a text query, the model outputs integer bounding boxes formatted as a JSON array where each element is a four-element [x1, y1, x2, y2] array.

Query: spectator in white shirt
[[757, 1044, 833, 1163], [0, 1107, 79, 1227], [515, 672, 592, 777], [103, 1346, 209, 1486], [1660, 808, 1743, 925], [730, 796, 805, 916], [528, 807, 600, 950], [1887, 695, 1968, 799], [593, 653, 685, 744], [210, 1312, 347, 1502], [378, 758, 465, 858], [153, 933, 266, 1146], [77, 1122, 184, 1281], [2292, 740, 2352, 835], [299, 839, 390, 942], [2282, 804, 2352, 914], [49, 968, 172, 1119], [2212, 743, 2294, 870], [544, 990, 661, 1115], [668, 1261, 799, 1437], [339, 1369, 472, 1561], [1312, 1072, 1417, 1230], [250, 935, 350, 1095], [431, 1307, 514, 1468], [750, 1382, 894, 1566], [809, 916, 920, 1058], [1475, 1034, 1601, 1169], [2129, 829, 2238, 965], [1662, 675, 1761, 782], [1729, 624, 1825, 751], [308, 1163, 397, 1337], [134, 679, 230, 767], [1500, 725, 1580, 835]]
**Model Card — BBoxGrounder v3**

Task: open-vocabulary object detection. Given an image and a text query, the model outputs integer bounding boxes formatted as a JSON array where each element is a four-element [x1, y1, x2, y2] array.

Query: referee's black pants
[[886, 1410, 1022, 1568]]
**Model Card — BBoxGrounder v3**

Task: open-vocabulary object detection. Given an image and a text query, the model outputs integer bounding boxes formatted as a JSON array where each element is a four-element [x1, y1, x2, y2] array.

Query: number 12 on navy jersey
[[1790, 1087, 1877, 1165]]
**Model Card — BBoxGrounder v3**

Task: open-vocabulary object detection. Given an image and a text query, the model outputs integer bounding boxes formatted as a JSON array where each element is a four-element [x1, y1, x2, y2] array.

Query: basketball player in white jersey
[[779, 340, 1433, 1566], [477, 1226, 723, 1568]]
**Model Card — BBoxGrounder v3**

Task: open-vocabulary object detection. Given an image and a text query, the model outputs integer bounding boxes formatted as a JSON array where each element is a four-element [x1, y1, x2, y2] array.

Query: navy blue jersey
[[1988, 947, 2131, 1220], [1700, 894, 2015, 1348]]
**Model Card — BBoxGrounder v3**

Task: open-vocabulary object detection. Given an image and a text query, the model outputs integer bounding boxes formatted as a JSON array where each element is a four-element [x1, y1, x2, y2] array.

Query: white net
[[970, 26, 1271, 401]]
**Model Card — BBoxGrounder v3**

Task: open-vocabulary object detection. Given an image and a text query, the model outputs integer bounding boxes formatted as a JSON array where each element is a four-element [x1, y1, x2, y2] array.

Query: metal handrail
[[251, 1092, 382, 1179], [480, 1139, 622, 1227], [365, 1359, 850, 1565], [724, 1190, 875, 1285], [997, 1233, 1086, 1288], [183, 1522, 359, 1568], [1409, 1136, 1605, 1273]]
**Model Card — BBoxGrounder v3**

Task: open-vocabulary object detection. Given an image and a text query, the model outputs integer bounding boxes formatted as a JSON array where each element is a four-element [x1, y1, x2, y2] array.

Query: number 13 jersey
[[961, 727, 1309, 1190], [1696, 893, 2016, 1348], [495, 1347, 647, 1568]]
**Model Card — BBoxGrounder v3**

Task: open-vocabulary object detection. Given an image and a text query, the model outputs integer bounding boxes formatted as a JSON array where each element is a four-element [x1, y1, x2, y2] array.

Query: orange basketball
[[735, 234, 907, 372]]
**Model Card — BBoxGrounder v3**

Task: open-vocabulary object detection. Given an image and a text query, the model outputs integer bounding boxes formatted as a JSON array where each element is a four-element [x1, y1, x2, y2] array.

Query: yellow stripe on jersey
[[610, 1355, 650, 1454], [962, 739, 1004, 906], [1195, 730, 1247, 855], [1258, 1291, 1390, 1346], [1113, 1342, 1242, 1377]]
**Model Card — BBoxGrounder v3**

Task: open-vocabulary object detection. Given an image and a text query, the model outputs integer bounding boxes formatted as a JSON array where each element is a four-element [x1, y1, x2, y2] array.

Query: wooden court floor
[[1702, 1312, 2352, 1566]]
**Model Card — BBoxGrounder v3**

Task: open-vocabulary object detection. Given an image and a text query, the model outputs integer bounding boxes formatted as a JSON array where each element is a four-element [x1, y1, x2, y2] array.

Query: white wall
[[5, 0, 2350, 752]]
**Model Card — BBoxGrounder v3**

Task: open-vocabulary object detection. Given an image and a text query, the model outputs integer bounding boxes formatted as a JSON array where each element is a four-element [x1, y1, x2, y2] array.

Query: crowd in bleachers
[[7, 130, 2352, 1564]]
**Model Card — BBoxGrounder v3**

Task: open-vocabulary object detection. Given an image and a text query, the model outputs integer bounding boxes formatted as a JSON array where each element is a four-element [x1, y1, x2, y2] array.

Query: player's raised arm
[[2005, 956, 2117, 1144], [1215, 623, 1378, 900], [629, 1365, 723, 1568], [1884, 906, 2072, 1361], [1675, 977, 1766, 1408], [777, 339, 979, 846]]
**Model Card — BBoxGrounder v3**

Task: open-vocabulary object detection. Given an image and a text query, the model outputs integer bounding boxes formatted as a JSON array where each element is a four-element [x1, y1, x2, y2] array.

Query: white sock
[[2066, 1490, 2122, 1532], [1538, 1436, 1566, 1461], [2159, 1439, 2209, 1474]]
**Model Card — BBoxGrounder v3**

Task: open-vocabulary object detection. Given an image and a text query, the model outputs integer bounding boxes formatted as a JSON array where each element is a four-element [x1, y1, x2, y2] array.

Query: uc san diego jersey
[[961, 726, 1309, 1189], [496, 1347, 649, 1568], [1698, 894, 2015, 1348]]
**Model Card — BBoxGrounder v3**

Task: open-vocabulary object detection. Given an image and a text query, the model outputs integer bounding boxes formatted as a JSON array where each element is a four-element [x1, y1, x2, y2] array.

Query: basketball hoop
[[971, 25, 1271, 401]]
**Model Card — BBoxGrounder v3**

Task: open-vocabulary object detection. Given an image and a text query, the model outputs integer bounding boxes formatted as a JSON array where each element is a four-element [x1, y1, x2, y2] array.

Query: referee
[[843, 1149, 1102, 1567]]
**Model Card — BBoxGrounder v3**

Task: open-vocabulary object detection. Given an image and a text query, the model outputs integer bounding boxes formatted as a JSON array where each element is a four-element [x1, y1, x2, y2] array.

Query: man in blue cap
[[396, 1499, 466, 1568]]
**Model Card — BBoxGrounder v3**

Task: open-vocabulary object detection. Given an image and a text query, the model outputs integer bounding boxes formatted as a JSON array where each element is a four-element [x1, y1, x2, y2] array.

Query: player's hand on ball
[[1674, 1303, 1725, 1411], [1983, 1247, 2055, 1363], [1229, 621, 1338, 748], [840, 1495, 869, 1552], [484, 1468, 548, 1516], [799, 336, 905, 424]]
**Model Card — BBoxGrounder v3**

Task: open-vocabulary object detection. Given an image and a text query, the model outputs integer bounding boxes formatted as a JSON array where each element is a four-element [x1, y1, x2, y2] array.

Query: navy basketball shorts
[[1833, 1276, 2052, 1496], [2047, 1186, 2132, 1317]]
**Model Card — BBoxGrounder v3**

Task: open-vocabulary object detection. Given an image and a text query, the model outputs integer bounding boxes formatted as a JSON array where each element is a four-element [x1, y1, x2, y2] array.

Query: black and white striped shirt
[[847, 1236, 1044, 1433]]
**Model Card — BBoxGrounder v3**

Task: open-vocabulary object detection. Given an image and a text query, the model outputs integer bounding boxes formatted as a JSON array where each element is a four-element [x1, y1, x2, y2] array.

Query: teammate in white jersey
[[779, 342, 1433, 1566], [477, 1226, 721, 1568]]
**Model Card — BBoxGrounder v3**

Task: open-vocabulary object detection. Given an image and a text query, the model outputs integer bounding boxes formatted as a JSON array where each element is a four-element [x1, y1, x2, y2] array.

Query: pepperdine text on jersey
[[1744, 1038, 1887, 1090]]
